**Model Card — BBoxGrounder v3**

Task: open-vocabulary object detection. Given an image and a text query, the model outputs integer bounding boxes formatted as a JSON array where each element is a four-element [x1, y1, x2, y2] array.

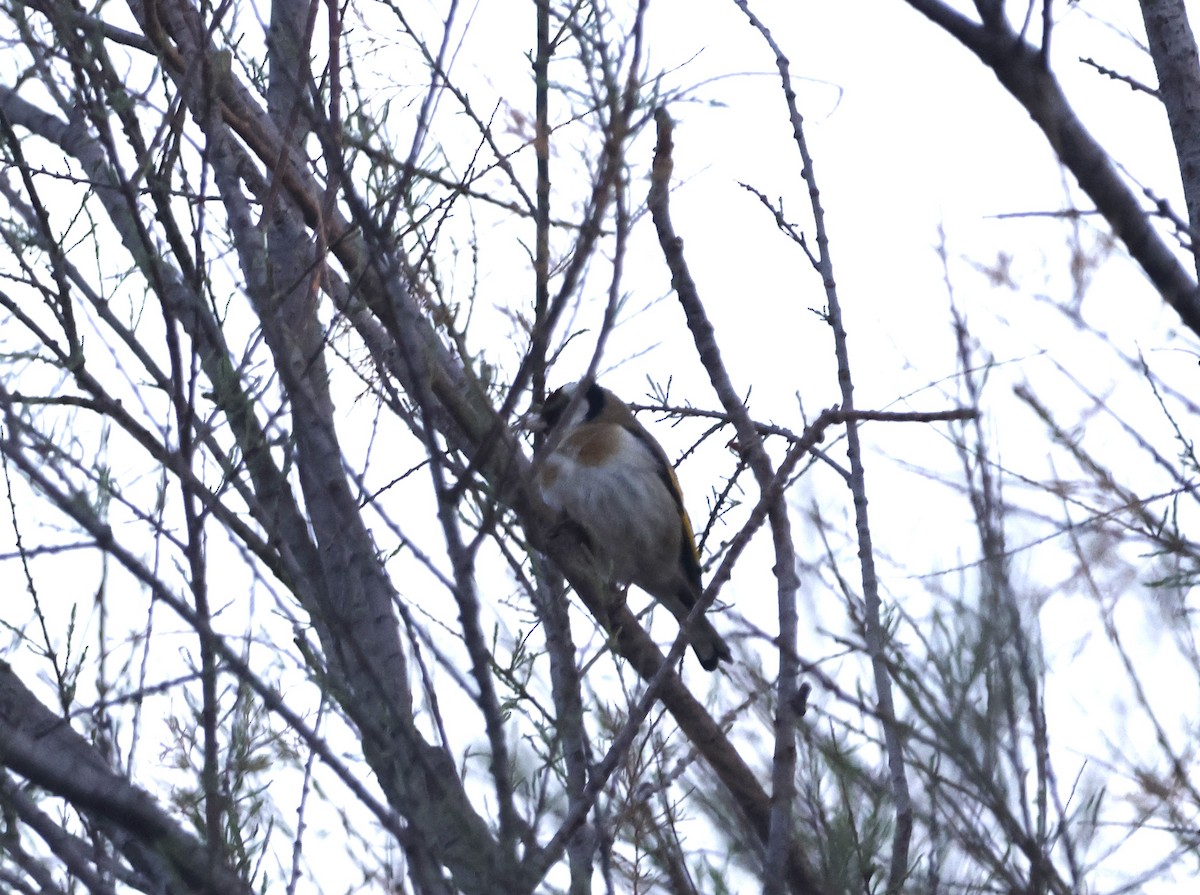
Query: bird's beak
[[516, 407, 547, 434]]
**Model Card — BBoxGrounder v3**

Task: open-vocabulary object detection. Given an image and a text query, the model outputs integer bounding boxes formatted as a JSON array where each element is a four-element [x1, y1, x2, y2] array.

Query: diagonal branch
[[901, 0, 1200, 337], [647, 105, 818, 895], [0, 662, 255, 895]]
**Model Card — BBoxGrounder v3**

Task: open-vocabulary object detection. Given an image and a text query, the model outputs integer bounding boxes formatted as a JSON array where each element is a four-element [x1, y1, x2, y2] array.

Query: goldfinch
[[532, 380, 732, 671]]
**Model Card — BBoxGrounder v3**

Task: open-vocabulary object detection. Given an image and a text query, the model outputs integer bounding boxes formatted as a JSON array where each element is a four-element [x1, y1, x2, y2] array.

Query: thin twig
[[647, 103, 818, 895], [1078, 56, 1159, 97], [731, 1, 913, 889]]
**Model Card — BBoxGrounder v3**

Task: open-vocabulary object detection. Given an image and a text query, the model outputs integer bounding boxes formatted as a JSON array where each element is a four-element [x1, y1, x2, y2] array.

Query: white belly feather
[[539, 427, 681, 588]]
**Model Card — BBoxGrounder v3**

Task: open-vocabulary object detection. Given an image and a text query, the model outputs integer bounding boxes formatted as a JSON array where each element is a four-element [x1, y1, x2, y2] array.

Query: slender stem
[[648, 105, 818, 895], [732, 2, 913, 889], [533, 0, 551, 401]]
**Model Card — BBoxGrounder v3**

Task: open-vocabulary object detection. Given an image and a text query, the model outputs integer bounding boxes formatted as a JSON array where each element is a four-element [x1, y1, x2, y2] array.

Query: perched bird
[[532, 380, 732, 671]]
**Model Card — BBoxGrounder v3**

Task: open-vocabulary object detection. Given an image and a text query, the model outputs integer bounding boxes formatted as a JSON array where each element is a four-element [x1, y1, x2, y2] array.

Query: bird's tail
[[657, 583, 732, 671], [689, 616, 732, 672]]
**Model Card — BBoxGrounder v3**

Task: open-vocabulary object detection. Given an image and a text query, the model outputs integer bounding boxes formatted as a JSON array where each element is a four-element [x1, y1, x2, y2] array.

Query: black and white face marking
[[541, 381, 605, 432]]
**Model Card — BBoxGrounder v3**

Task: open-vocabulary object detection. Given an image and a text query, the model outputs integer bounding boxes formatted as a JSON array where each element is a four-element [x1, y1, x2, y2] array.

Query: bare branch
[[0, 662, 255, 895], [902, 0, 1200, 336], [648, 104, 818, 895], [1138, 0, 1200, 276]]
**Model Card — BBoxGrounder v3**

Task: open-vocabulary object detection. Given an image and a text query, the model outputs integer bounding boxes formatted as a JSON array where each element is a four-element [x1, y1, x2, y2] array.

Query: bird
[[531, 380, 732, 671]]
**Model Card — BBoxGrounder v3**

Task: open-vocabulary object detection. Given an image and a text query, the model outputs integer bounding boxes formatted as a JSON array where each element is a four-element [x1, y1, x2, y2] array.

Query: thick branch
[[902, 0, 1200, 337], [1139, 0, 1200, 275], [0, 663, 253, 895]]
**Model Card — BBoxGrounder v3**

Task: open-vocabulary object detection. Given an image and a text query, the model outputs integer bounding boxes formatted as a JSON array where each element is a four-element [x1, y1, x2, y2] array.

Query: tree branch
[[731, 3, 915, 889], [901, 0, 1200, 337], [1138, 0, 1200, 276], [0, 662, 254, 895], [648, 104, 819, 895]]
